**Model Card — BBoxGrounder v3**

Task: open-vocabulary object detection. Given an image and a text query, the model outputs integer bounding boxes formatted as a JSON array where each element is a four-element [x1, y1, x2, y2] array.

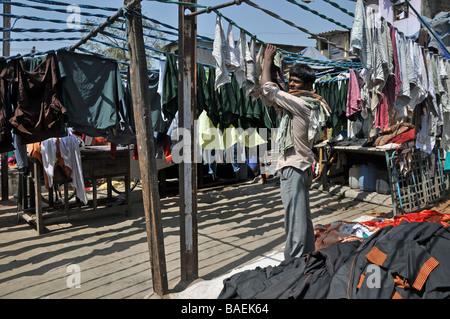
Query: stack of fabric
[[218, 210, 450, 299]]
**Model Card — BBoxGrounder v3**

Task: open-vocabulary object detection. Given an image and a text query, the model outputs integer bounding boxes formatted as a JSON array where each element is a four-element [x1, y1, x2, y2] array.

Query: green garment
[[277, 95, 328, 156], [57, 50, 123, 137], [314, 79, 348, 134], [148, 75, 168, 134], [218, 80, 238, 131], [162, 52, 178, 123], [278, 110, 294, 156], [196, 63, 210, 119], [206, 65, 220, 127]]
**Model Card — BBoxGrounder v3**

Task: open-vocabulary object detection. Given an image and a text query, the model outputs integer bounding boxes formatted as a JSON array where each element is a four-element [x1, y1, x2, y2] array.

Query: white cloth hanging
[[245, 36, 258, 97], [234, 30, 248, 89], [157, 59, 168, 121], [59, 130, 88, 205], [40, 138, 58, 188], [224, 23, 240, 71], [212, 15, 230, 90]]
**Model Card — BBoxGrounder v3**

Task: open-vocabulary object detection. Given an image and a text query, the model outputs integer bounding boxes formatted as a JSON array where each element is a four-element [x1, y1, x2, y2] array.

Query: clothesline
[[3, 0, 354, 69], [2, 3, 363, 70]]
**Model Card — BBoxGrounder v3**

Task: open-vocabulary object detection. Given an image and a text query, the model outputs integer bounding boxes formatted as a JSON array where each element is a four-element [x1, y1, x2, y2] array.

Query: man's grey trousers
[[280, 166, 315, 259]]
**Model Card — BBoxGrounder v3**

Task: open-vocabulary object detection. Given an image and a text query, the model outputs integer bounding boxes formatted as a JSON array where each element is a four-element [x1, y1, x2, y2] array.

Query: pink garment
[[346, 69, 364, 117], [375, 93, 389, 130]]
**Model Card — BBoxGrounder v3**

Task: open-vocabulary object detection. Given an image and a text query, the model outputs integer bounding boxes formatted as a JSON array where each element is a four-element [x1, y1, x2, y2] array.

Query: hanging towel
[[251, 45, 265, 99], [234, 30, 248, 89], [346, 69, 364, 117], [212, 15, 231, 90], [225, 23, 241, 71], [59, 130, 88, 205], [157, 58, 167, 120], [245, 37, 257, 97], [40, 138, 58, 188]]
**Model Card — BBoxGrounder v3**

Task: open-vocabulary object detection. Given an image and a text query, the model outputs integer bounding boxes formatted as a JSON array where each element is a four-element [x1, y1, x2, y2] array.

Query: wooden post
[[1, 0, 11, 201], [125, 0, 168, 296], [178, 0, 198, 282], [34, 161, 43, 235]]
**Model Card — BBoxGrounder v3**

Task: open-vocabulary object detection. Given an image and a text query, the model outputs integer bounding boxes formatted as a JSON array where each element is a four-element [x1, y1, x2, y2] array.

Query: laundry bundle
[[218, 218, 450, 299]]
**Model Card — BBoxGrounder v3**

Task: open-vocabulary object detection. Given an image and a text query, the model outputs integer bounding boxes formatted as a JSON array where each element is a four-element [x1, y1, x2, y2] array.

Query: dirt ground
[[0, 178, 446, 299]]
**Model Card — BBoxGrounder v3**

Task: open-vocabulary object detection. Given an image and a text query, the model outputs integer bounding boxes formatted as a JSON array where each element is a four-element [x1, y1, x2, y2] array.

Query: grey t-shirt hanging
[[57, 50, 124, 137]]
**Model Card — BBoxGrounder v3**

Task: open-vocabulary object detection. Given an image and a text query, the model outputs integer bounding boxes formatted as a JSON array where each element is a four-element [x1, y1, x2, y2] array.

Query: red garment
[[388, 128, 415, 144], [375, 93, 389, 130], [361, 210, 450, 228], [390, 25, 402, 102], [346, 69, 364, 117]]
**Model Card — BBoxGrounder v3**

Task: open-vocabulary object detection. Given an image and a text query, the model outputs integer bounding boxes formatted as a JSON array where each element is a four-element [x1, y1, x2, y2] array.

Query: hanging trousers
[[280, 166, 315, 259]]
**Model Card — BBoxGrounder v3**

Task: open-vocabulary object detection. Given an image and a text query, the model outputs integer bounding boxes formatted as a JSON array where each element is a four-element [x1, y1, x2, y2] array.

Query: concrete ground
[[0, 177, 395, 299]]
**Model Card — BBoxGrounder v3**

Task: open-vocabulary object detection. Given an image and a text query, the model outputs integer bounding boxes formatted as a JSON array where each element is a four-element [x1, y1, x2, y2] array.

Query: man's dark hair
[[289, 63, 316, 86]]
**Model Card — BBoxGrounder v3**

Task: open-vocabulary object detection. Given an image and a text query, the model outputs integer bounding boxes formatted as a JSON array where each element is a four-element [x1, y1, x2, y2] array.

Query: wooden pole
[[124, 0, 168, 296], [178, 0, 198, 282], [1, 0, 11, 201]]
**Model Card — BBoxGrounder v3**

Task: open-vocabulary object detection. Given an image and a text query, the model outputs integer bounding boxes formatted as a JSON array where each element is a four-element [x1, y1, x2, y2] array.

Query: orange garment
[[27, 140, 72, 189], [361, 210, 450, 229], [314, 221, 364, 249]]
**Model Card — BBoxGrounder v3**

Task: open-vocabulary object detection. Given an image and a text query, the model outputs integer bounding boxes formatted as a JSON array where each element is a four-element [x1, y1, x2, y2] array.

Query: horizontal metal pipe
[[185, 0, 245, 17]]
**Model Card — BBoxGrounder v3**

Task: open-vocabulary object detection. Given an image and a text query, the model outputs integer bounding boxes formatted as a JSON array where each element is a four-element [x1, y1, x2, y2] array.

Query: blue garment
[[445, 152, 450, 171]]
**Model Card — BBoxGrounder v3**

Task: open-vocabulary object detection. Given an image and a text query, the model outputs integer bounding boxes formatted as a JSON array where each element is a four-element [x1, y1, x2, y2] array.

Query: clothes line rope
[[285, 0, 351, 30], [244, 0, 352, 54], [323, 0, 354, 18], [25, 0, 119, 12]]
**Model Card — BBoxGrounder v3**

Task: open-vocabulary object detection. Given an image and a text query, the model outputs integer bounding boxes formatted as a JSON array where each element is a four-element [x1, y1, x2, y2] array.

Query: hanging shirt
[[1, 53, 68, 144], [57, 50, 123, 137], [0, 60, 14, 153], [350, 0, 371, 70]]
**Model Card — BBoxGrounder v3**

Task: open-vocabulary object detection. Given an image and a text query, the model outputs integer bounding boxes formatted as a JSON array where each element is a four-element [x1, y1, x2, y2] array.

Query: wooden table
[[17, 146, 131, 234], [313, 141, 397, 192]]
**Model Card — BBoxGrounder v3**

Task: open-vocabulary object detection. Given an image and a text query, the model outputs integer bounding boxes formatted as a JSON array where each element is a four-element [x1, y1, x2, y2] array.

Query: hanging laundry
[[224, 23, 241, 72], [245, 36, 258, 97], [217, 80, 239, 131], [0, 60, 14, 153], [1, 53, 68, 145], [58, 129, 88, 204], [106, 76, 137, 145], [212, 15, 231, 90], [251, 44, 265, 99], [350, 0, 371, 70], [382, 24, 402, 108], [346, 69, 364, 118], [161, 52, 179, 125], [157, 58, 166, 119], [148, 72, 169, 134], [206, 65, 221, 127], [40, 138, 58, 189], [196, 63, 210, 119], [233, 29, 247, 89], [374, 93, 389, 130], [57, 50, 123, 138]]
